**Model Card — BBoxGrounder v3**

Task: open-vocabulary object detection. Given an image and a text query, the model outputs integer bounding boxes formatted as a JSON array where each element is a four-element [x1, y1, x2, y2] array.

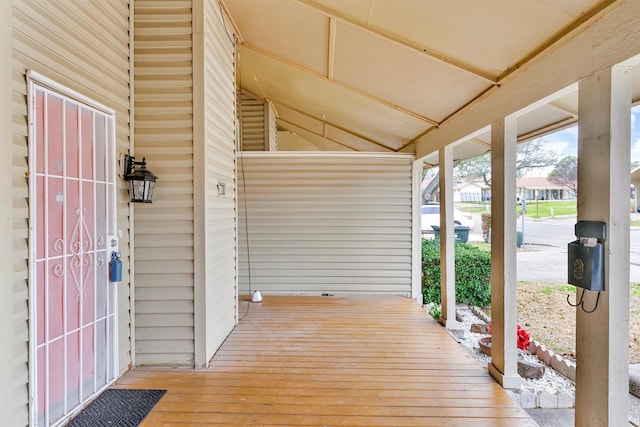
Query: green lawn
[[459, 200, 640, 223], [516, 200, 576, 218], [457, 200, 577, 218]]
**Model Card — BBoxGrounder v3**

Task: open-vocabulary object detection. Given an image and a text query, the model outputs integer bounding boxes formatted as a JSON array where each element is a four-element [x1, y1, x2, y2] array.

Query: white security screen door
[[28, 75, 118, 426]]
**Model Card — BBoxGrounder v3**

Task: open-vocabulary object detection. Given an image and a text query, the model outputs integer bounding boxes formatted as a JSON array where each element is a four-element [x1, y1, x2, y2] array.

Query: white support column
[[488, 116, 521, 389], [439, 145, 459, 329], [575, 65, 631, 427], [412, 159, 423, 302]]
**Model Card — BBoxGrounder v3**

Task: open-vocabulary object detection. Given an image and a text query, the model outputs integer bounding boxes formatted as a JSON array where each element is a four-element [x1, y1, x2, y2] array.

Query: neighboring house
[[1, 1, 638, 426], [424, 180, 489, 203], [516, 177, 576, 201], [630, 166, 640, 212], [453, 181, 490, 202]]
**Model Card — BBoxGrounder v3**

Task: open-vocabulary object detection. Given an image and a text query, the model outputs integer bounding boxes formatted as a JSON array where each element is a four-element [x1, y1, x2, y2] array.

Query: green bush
[[422, 238, 491, 307]]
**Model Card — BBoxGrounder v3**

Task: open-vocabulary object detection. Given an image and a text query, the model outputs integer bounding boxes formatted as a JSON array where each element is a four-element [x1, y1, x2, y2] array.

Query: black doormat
[[67, 389, 166, 427]]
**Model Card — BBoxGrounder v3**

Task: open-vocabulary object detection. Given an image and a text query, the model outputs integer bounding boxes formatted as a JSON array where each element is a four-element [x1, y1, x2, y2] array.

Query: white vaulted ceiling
[[223, 0, 636, 164]]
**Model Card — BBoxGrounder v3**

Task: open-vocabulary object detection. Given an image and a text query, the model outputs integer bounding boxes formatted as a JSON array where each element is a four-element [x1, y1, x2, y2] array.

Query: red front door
[[29, 77, 118, 426]]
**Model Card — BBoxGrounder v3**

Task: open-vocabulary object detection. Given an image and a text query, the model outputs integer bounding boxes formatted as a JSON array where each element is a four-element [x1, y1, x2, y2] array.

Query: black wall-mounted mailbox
[[567, 221, 606, 291]]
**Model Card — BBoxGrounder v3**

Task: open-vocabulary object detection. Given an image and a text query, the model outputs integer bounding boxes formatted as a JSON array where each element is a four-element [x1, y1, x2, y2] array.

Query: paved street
[[468, 214, 640, 283]]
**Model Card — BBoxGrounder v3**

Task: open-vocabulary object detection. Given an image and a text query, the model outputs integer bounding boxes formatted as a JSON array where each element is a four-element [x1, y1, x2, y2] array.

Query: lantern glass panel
[[129, 179, 153, 203], [145, 181, 155, 201]]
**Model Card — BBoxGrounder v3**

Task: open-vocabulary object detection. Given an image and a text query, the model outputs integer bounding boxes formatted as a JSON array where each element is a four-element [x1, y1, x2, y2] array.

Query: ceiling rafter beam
[[517, 117, 578, 143], [546, 101, 578, 118], [274, 101, 399, 152], [327, 17, 336, 80], [278, 118, 368, 152], [398, 126, 437, 153], [295, 0, 498, 84], [218, 0, 243, 44], [471, 137, 491, 148], [496, 0, 619, 83], [277, 127, 327, 151], [241, 44, 439, 126], [400, 130, 491, 155], [396, 136, 423, 153], [279, 118, 358, 151], [422, 161, 437, 169]]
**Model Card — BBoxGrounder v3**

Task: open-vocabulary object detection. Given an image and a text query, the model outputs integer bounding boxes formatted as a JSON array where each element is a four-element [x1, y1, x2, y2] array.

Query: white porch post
[[488, 116, 521, 389], [0, 0, 12, 419], [412, 159, 423, 302], [575, 65, 631, 427], [439, 145, 459, 328]]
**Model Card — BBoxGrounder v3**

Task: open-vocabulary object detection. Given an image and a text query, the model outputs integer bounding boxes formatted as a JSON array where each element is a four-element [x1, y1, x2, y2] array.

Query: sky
[[542, 104, 640, 161], [529, 105, 640, 176]]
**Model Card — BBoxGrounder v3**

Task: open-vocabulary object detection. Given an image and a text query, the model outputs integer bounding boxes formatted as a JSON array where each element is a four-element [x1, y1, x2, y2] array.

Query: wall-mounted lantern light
[[121, 154, 158, 203]]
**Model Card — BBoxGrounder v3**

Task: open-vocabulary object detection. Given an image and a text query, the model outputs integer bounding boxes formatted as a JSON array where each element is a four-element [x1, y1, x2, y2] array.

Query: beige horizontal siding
[[12, 1, 132, 425], [133, 0, 195, 367], [240, 91, 267, 151], [201, 0, 237, 364], [238, 153, 413, 296], [136, 313, 194, 328]]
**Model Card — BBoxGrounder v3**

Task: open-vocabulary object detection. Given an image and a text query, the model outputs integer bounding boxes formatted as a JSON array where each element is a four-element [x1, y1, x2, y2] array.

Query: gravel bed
[[434, 305, 576, 396]]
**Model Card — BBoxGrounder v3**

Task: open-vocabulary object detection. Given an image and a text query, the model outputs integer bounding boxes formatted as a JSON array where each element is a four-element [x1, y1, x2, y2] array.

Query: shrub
[[421, 238, 491, 307]]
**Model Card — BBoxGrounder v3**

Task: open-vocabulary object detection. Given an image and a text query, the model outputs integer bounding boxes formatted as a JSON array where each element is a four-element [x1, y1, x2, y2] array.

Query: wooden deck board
[[117, 296, 537, 426]]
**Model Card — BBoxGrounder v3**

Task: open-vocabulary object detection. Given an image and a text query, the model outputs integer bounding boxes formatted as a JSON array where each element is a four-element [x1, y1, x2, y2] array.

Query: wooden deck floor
[[116, 296, 537, 426]]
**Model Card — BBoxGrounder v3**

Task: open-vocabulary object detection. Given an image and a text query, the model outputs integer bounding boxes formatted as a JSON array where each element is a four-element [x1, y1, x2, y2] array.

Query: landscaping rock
[[517, 360, 546, 379], [630, 364, 640, 398], [470, 323, 490, 334]]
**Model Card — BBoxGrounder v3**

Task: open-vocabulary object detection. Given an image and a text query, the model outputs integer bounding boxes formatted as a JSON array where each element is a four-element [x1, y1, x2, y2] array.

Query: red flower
[[516, 325, 531, 350], [487, 324, 531, 351]]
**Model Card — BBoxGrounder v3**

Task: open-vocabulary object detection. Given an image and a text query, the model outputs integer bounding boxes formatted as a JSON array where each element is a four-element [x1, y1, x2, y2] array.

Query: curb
[[469, 306, 491, 324], [528, 340, 576, 382], [505, 389, 575, 409]]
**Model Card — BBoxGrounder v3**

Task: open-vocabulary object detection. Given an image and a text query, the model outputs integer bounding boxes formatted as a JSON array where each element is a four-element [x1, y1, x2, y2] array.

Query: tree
[[515, 139, 559, 176], [454, 138, 558, 187], [421, 170, 439, 204], [454, 154, 492, 187], [548, 155, 577, 194]]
